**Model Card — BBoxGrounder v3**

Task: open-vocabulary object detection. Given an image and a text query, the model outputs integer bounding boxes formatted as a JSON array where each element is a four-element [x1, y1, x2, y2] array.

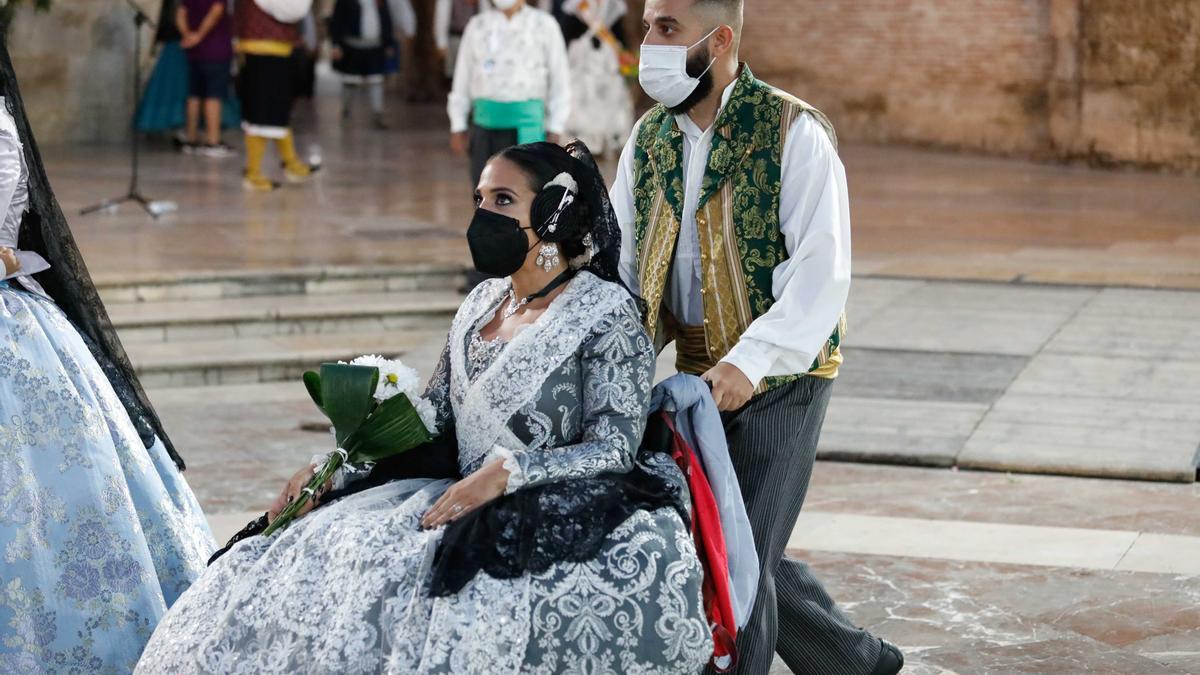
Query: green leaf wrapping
[[343, 393, 434, 463], [318, 364, 379, 447], [302, 371, 323, 409]]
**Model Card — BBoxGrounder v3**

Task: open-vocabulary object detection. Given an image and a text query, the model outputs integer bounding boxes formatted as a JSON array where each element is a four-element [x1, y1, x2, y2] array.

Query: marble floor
[[40, 88, 1200, 289]]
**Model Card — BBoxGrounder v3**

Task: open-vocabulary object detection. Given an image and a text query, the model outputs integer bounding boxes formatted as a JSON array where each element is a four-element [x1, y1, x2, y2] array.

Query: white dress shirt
[[446, 5, 571, 135], [611, 80, 852, 387]]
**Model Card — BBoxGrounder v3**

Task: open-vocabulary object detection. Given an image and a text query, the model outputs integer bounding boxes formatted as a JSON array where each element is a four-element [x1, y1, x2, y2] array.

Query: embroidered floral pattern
[[135, 273, 710, 674], [631, 66, 845, 389], [0, 286, 214, 672]]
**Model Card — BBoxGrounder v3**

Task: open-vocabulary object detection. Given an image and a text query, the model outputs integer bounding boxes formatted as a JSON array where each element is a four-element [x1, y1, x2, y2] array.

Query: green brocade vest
[[632, 66, 846, 392]]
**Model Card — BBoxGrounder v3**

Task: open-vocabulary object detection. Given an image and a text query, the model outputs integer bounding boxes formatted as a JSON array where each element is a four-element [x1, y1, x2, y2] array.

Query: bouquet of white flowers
[[262, 355, 437, 536]]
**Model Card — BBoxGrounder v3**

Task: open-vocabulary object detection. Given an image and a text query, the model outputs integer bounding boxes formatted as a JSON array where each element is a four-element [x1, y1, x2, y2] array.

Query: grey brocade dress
[[135, 272, 713, 674]]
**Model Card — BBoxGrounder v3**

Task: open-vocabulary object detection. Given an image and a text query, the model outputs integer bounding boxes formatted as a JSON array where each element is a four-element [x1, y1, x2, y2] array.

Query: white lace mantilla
[[448, 273, 628, 472], [133, 272, 712, 674]]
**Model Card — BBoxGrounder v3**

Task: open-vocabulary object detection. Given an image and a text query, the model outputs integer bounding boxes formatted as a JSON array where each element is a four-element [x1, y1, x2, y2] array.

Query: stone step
[[109, 289, 461, 343], [95, 264, 465, 304], [127, 328, 450, 388]]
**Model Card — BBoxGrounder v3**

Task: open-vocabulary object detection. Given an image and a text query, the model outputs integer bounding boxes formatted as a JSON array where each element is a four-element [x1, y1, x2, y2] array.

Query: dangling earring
[[535, 242, 561, 272]]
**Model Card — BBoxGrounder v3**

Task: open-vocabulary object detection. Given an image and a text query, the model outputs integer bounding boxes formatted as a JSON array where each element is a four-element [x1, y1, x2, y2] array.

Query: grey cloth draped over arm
[[651, 373, 759, 628]]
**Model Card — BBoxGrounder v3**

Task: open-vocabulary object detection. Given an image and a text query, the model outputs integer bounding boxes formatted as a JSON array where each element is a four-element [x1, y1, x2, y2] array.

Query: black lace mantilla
[[1, 36, 183, 468], [429, 448, 688, 596]]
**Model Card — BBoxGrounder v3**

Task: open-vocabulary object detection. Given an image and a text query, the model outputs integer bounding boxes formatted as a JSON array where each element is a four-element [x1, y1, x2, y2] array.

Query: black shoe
[[869, 639, 904, 675]]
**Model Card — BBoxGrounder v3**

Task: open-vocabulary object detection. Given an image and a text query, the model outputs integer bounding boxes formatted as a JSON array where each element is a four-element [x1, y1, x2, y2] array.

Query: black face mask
[[467, 207, 536, 277]]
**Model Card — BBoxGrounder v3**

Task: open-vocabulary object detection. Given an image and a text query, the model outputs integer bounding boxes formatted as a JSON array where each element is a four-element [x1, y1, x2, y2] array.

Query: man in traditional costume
[[233, 0, 316, 191], [446, 0, 570, 187], [612, 1, 904, 673]]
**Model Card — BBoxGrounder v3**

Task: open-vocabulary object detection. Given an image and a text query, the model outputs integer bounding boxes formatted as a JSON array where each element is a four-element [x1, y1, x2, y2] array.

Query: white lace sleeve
[[506, 303, 654, 489], [484, 445, 526, 494]]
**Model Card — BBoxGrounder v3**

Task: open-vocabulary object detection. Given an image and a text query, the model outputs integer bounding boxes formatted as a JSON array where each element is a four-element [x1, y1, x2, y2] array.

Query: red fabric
[[235, 0, 300, 43], [663, 412, 738, 672]]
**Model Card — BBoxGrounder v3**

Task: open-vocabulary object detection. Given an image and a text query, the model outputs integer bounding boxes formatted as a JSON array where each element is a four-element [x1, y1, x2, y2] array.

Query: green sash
[[472, 99, 546, 144]]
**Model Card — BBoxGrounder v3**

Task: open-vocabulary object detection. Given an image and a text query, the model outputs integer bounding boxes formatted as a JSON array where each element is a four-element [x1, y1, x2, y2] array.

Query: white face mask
[[638, 26, 719, 108], [492, 0, 520, 10]]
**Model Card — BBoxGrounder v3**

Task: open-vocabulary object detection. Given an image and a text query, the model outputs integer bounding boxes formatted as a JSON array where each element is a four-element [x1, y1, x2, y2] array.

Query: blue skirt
[[135, 41, 241, 132], [0, 281, 215, 673]]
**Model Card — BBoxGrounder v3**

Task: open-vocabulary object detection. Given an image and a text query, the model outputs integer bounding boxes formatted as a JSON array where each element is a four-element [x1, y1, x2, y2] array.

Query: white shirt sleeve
[[542, 15, 571, 135], [0, 128, 23, 282], [434, 0, 451, 51], [0, 130, 21, 226], [720, 113, 852, 387], [610, 119, 642, 295], [389, 0, 417, 38], [446, 15, 477, 133]]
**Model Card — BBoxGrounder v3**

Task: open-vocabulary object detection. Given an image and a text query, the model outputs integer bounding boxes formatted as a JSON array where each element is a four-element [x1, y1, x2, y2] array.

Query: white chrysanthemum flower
[[410, 395, 439, 435], [350, 355, 420, 402]]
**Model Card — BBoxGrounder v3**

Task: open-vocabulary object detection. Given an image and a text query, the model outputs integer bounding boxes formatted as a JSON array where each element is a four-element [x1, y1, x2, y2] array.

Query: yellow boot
[[277, 131, 316, 183], [242, 134, 278, 192]]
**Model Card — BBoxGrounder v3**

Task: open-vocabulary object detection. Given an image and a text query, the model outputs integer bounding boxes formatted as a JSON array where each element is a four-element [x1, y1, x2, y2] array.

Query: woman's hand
[[1, 247, 20, 276], [421, 459, 509, 529], [267, 464, 332, 523]]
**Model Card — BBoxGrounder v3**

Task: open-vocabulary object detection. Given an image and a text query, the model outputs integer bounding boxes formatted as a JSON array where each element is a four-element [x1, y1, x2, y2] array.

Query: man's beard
[[667, 48, 715, 116]]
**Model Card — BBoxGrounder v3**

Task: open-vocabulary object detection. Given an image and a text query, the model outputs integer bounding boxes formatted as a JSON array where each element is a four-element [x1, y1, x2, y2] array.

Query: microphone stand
[[81, 0, 168, 218]]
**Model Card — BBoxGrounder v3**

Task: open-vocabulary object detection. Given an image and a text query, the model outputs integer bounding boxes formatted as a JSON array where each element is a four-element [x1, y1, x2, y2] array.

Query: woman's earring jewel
[[536, 243, 560, 272]]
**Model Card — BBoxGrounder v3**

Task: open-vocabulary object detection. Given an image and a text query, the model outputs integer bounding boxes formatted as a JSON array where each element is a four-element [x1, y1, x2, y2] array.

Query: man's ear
[[712, 24, 736, 58]]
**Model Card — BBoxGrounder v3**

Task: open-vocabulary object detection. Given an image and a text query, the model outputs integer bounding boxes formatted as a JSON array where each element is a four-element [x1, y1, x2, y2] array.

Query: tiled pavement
[[667, 278, 1200, 483]]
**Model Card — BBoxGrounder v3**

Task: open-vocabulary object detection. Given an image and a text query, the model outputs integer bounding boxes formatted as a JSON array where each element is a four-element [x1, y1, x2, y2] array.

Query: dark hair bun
[[493, 142, 594, 261], [531, 182, 586, 244]]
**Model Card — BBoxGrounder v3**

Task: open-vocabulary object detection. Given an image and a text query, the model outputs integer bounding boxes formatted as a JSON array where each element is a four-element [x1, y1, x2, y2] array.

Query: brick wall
[[746, 0, 1056, 155], [625, 0, 1199, 171], [1053, 0, 1200, 171]]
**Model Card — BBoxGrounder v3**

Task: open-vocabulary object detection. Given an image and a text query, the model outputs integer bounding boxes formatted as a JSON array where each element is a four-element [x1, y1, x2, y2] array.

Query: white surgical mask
[[637, 26, 719, 108], [492, 0, 520, 10]]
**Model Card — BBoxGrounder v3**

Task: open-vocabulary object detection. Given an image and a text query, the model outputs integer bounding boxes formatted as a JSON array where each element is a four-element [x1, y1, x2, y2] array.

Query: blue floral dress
[[0, 280, 215, 673], [0, 88, 215, 672]]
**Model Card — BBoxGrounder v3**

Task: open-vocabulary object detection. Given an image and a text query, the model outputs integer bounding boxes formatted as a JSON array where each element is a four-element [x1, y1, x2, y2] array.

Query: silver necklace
[[502, 271, 575, 321], [502, 289, 529, 319]]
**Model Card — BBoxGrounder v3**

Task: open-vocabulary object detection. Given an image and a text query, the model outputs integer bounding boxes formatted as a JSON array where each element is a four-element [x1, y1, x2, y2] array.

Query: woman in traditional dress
[[0, 39, 215, 673], [135, 141, 713, 673]]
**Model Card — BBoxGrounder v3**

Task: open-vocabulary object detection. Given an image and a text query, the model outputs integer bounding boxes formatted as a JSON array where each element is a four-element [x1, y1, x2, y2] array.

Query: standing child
[[329, 0, 399, 129], [177, 0, 236, 156]]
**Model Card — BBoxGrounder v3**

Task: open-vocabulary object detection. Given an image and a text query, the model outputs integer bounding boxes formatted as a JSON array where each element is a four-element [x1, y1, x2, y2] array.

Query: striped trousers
[[708, 376, 881, 675]]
